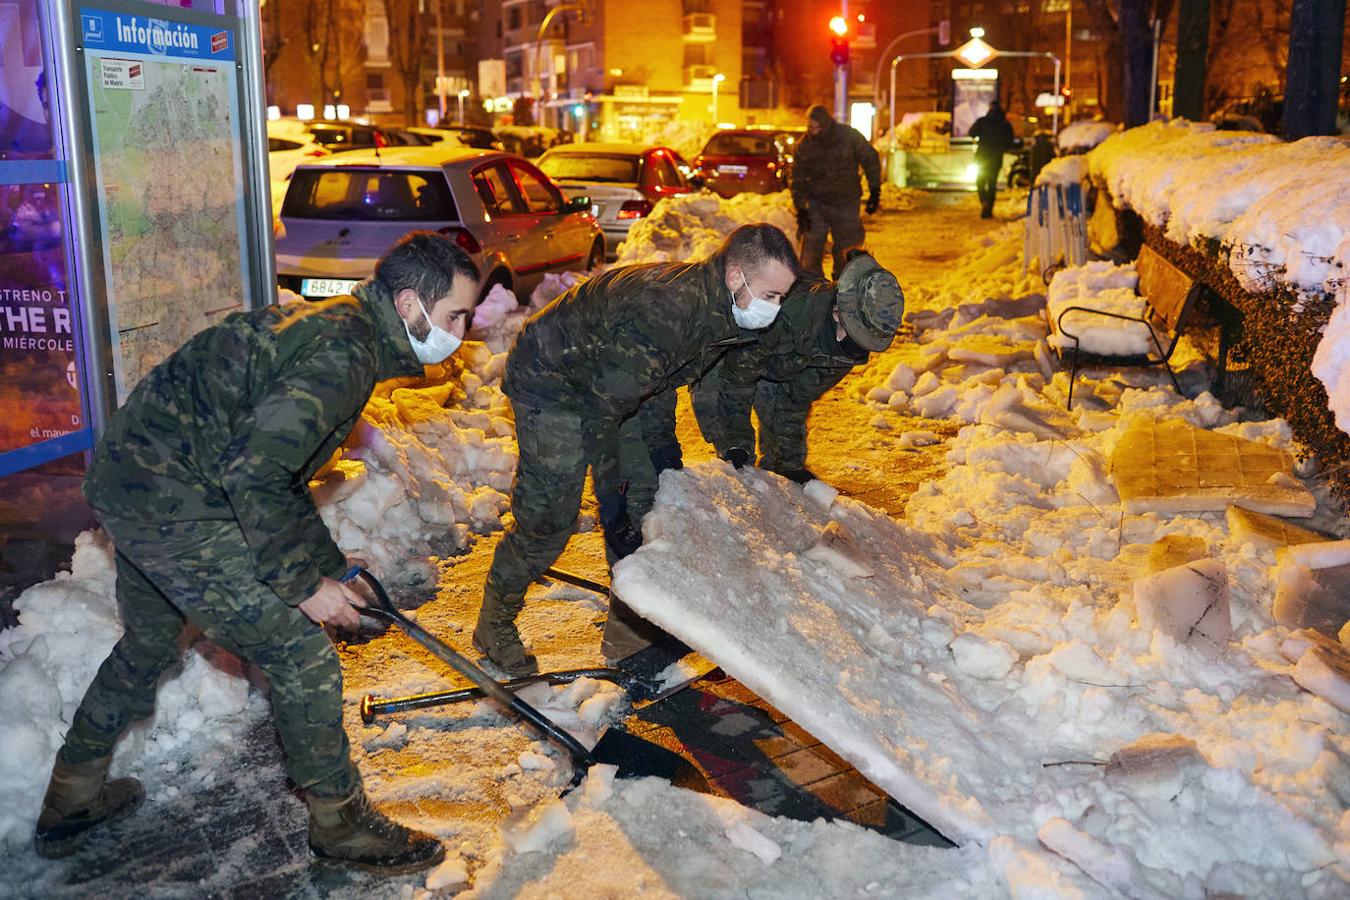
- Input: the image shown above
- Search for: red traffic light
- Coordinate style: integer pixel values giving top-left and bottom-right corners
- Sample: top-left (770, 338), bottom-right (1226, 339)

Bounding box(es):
top-left (828, 15), bottom-right (848, 36)
top-left (828, 15), bottom-right (850, 65)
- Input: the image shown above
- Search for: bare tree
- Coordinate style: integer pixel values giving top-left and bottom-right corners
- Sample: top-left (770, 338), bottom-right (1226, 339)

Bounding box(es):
top-left (300, 0), bottom-right (366, 111)
top-left (262, 0), bottom-right (287, 102)
top-left (382, 0), bottom-right (434, 125)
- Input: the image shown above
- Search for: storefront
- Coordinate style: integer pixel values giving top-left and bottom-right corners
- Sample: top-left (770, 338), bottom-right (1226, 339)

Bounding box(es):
top-left (0, 0), bottom-right (272, 596)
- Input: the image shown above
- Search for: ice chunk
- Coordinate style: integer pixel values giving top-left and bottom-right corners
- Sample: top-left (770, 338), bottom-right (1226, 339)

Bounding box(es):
top-left (1038, 817), bottom-right (1166, 899)
top-left (1133, 559), bottom-right (1231, 647)
top-left (802, 479), bottom-right (839, 511)
top-left (1225, 505), bottom-right (1329, 551)
top-left (1145, 534), bottom-right (1207, 573)
top-left (1272, 540), bottom-right (1350, 637)
top-left (1104, 733), bottom-right (1210, 801)
top-left (578, 763), bottom-right (618, 807)
top-left (368, 722), bottom-right (409, 750)
top-left (950, 632), bottom-right (1018, 679)
top-left (725, 821), bottom-right (782, 864)
top-left (426, 854), bottom-right (469, 891)
top-left (897, 430), bottom-right (941, 448)
top-left (803, 521), bottom-right (875, 579)
top-left (1292, 644), bottom-right (1350, 712)
top-left (502, 798), bottom-right (574, 854)
top-left (1045, 640), bottom-right (1128, 685)
top-left (885, 363), bottom-right (917, 393)
top-left (518, 751), bottom-right (555, 771)
top-left (1109, 419), bottom-right (1316, 517)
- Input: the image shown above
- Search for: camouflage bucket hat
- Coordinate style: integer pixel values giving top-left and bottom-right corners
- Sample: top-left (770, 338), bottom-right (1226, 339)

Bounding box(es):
top-left (836, 254), bottom-right (904, 353)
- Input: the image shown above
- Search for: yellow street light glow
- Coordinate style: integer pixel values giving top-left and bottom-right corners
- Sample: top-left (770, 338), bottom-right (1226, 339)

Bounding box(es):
top-left (954, 35), bottom-right (996, 68)
top-left (712, 72), bottom-right (726, 83)
top-left (970, 26), bottom-right (986, 38)
top-left (829, 15), bottom-right (848, 36)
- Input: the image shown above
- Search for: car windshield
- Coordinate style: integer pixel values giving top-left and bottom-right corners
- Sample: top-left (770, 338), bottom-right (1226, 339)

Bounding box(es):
top-left (539, 154), bottom-right (639, 183)
top-left (702, 134), bottom-right (773, 156)
top-left (282, 169), bottom-right (459, 221)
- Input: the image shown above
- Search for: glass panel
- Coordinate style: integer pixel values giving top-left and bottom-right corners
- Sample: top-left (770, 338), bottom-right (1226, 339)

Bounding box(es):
top-left (511, 163), bottom-right (561, 214)
top-left (0, 181), bottom-right (83, 455)
top-left (473, 164), bottom-right (525, 215)
top-left (0, 0), bottom-right (54, 160)
top-left (538, 153), bottom-right (638, 183)
top-left (281, 169), bottom-right (458, 221)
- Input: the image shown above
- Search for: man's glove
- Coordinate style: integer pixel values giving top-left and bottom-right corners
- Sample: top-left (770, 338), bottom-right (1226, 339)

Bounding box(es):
top-left (864, 191), bottom-right (880, 215)
top-left (648, 441), bottom-right (683, 476)
top-left (795, 207), bottom-right (811, 233)
top-left (723, 447), bottom-right (751, 470)
top-left (598, 494), bottom-right (643, 560)
top-left (776, 467), bottom-right (817, 485)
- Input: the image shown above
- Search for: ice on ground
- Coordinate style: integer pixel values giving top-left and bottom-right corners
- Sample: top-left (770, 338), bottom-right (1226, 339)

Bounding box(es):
top-left (1226, 505), bottom-right (1330, 551)
top-left (615, 455), bottom-right (1348, 898)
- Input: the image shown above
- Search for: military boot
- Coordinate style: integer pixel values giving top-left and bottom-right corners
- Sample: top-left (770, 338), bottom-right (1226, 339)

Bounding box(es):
top-left (308, 788), bottom-right (444, 875)
top-left (472, 586), bottom-right (538, 677)
top-left (34, 753), bottom-right (145, 858)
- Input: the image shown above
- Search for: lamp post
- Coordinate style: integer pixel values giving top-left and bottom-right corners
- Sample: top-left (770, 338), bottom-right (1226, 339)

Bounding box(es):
top-left (711, 72), bottom-right (725, 123)
top-left (457, 89), bottom-right (469, 125)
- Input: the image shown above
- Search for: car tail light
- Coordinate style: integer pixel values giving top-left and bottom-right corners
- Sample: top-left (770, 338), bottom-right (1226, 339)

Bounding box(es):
top-left (617, 199), bottom-right (653, 220)
top-left (374, 132), bottom-right (388, 149)
top-left (438, 226), bottom-right (481, 254)
top-left (305, 148), bottom-right (328, 157)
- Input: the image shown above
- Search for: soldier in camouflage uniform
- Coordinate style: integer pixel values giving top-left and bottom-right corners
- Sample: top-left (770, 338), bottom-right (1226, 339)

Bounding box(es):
top-left (791, 105), bottom-right (883, 278)
top-left (475, 224), bottom-right (799, 675)
top-left (35, 232), bottom-right (478, 875)
top-left (693, 251), bottom-right (904, 483)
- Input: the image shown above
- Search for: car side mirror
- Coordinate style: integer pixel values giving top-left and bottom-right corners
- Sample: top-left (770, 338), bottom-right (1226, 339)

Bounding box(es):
top-left (564, 195), bottom-right (592, 213)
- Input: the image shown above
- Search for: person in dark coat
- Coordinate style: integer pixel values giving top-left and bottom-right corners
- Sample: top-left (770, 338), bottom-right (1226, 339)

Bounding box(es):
top-left (790, 105), bottom-right (882, 277)
top-left (968, 100), bottom-right (1015, 218)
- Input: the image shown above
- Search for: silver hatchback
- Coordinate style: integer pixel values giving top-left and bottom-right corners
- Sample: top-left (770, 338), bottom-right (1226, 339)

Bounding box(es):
top-left (275, 146), bottom-right (604, 302)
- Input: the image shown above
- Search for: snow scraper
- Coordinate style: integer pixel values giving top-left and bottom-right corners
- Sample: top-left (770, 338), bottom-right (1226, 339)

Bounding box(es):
top-left (346, 568), bottom-right (704, 790)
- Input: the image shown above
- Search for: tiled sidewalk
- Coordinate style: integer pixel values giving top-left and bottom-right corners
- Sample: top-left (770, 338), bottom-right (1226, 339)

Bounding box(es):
top-left (626, 671), bottom-right (952, 846)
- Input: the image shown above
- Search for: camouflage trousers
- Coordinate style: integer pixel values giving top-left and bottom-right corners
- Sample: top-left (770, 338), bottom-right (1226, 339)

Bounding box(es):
top-left (486, 400), bottom-right (657, 606)
top-left (800, 198), bottom-right (866, 278)
top-left (690, 372), bottom-right (809, 474)
top-left (61, 515), bottom-right (360, 799)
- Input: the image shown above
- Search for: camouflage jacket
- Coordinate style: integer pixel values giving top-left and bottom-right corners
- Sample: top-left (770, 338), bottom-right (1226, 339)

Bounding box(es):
top-left (503, 255), bottom-right (755, 487)
top-left (789, 121), bottom-right (882, 209)
top-left (84, 281), bottom-right (425, 605)
top-left (694, 278), bottom-right (864, 460)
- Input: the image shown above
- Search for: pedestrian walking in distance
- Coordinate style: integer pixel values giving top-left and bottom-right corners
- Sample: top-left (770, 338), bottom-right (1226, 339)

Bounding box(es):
top-left (790, 104), bottom-right (882, 278)
top-left (969, 100), bottom-right (1016, 219)
top-left (35, 232), bottom-right (480, 876)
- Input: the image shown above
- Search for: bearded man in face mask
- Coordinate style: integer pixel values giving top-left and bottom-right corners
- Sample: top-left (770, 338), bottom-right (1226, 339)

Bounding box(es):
top-left (37, 231), bottom-right (478, 875)
top-left (476, 224), bottom-right (799, 673)
top-left (692, 250), bottom-right (904, 485)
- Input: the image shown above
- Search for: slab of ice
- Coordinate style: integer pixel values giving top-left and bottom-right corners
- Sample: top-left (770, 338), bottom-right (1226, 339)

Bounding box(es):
top-left (1272, 540), bottom-right (1350, 637)
top-left (1225, 505), bottom-right (1329, 551)
top-left (1132, 559), bottom-right (1232, 647)
top-left (1109, 418), bottom-right (1316, 516)
top-left (502, 798), bottom-right (574, 854)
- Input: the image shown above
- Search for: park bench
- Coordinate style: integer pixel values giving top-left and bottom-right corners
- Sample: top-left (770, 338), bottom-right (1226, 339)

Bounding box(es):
top-left (1048, 244), bottom-right (1203, 409)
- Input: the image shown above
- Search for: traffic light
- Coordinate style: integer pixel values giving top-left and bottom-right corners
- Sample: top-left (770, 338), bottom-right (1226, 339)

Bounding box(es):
top-left (828, 16), bottom-right (850, 66)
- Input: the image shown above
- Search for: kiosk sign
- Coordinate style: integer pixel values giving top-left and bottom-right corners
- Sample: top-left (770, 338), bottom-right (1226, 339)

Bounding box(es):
top-left (79, 6), bottom-right (249, 403)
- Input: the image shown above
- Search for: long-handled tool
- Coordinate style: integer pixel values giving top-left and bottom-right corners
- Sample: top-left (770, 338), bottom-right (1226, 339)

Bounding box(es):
top-left (345, 568), bottom-right (702, 789)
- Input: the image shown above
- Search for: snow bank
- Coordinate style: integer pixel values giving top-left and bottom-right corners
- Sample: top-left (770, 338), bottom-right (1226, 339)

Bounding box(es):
top-left (1034, 155), bottom-right (1088, 188)
top-left (1046, 261), bottom-right (1151, 355)
top-left (0, 532), bottom-right (262, 847)
top-left (614, 191), bottom-right (797, 266)
top-left (1057, 120), bottom-right (1116, 153)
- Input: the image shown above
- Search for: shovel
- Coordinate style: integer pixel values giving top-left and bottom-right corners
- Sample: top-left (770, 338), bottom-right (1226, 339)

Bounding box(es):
top-left (343, 567), bottom-right (704, 790)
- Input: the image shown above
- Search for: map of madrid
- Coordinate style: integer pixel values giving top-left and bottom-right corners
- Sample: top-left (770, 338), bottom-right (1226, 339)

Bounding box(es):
top-left (89, 54), bottom-right (247, 400)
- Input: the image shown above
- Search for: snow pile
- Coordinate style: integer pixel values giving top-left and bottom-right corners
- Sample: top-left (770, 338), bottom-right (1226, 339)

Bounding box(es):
top-left (1088, 120), bottom-right (1349, 298)
top-left (1056, 120), bottom-right (1116, 153)
top-left (639, 119), bottom-right (716, 161)
top-left (614, 191), bottom-right (797, 265)
top-left (0, 531), bottom-right (262, 847)
top-left (1312, 296), bottom-right (1350, 433)
top-left (1034, 155), bottom-right (1088, 188)
top-left (1045, 260), bottom-right (1152, 355)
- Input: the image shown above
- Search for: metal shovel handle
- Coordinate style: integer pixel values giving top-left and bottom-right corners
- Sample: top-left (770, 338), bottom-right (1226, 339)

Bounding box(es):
top-left (343, 567), bottom-right (596, 770)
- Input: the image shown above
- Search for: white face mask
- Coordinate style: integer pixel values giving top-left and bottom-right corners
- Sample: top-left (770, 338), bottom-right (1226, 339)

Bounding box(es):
top-left (402, 296), bottom-right (462, 364)
top-left (730, 271), bottom-right (781, 330)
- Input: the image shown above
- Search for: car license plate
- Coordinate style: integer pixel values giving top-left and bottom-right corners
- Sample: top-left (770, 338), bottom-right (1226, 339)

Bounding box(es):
top-left (717, 165), bottom-right (748, 175)
top-left (591, 203), bottom-right (602, 218)
top-left (301, 278), bottom-right (359, 297)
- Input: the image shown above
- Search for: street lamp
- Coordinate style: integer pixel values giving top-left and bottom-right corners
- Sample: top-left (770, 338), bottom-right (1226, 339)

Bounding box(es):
top-left (457, 89), bottom-right (469, 125)
top-left (711, 72), bottom-right (726, 123)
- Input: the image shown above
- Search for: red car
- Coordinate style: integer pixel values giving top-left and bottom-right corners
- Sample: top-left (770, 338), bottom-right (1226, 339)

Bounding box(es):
top-left (693, 129), bottom-right (800, 198)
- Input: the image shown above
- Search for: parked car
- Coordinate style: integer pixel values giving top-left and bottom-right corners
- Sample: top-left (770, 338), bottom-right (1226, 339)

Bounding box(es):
top-left (297, 119), bottom-right (393, 153)
top-left (266, 125), bottom-right (331, 183)
top-left (274, 146), bottom-right (604, 304)
top-left (435, 124), bottom-right (507, 152)
top-left (536, 143), bottom-right (697, 258)
top-left (403, 126), bottom-right (469, 148)
top-left (692, 130), bottom-right (795, 197)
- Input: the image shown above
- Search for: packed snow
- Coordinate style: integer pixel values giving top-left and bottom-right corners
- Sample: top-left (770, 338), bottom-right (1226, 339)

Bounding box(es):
top-left (4, 188), bottom-right (1347, 898)
top-left (1056, 120), bottom-right (1117, 153)
top-left (614, 190), bottom-right (797, 266)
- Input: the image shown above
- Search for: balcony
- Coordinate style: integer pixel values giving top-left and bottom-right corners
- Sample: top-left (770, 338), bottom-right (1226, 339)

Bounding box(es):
top-left (684, 64), bottom-right (718, 89)
top-left (682, 13), bottom-right (716, 42)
